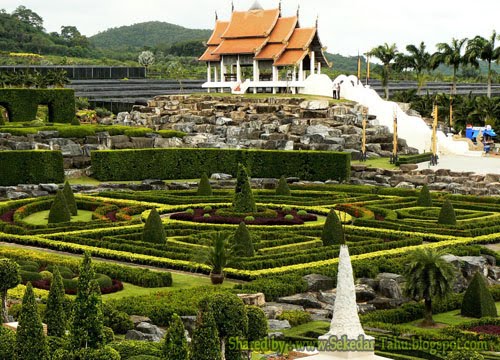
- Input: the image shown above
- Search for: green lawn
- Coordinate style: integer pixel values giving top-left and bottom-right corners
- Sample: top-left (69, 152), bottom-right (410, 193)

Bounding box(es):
top-left (352, 158), bottom-right (398, 170)
top-left (22, 210), bottom-right (94, 226)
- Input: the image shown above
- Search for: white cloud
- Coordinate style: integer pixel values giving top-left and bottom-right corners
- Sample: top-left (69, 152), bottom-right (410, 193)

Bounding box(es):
top-left (2, 0), bottom-right (499, 56)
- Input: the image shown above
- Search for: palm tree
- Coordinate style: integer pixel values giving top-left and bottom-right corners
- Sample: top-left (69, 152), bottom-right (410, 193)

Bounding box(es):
top-left (205, 232), bottom-right (231, 285)
top-left (396, 42), bottom-right (433, 93)
top-left (465, 31), bottom-right (500, 98)
top-left (471, 96), bottom-right (500, 126)
top-left (369, 43), bottom-right (399, 99)
top-left (404, 248), bottom-right (455, 326)
top-left (433, 38), bottom-right (468, 95)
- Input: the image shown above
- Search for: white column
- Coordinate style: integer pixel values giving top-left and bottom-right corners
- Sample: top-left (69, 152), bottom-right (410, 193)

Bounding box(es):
top-left (220, 56), bottom-right (225, 93)
top-left (207, 63), bottom-right (211, 93)
top-left (299, 60), bottom-right (304, 81)
top-left (236, 55), bottom-right (241, 83)
top-left (214, 64), bottom-right (218, 82)
top-left (253, 59), bottom-right (259, 94)
top-left (292, 66), bottom-right (297, 94)
top-left (310, 51), bottom-right (315, 77)
top-left (317, 62), bottom-right (321, 74)
top-left (272, 66), bottom-right (278, 94)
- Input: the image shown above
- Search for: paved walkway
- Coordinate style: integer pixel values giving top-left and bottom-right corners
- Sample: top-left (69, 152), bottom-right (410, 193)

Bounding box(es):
top-left (418, 154), bottom-right (500, 175)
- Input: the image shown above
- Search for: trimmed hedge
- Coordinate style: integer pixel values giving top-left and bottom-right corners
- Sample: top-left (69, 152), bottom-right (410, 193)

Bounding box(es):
top-left (0, 151), bottom-right (64, 186)
top-left (91, 148), bottom-right (351, 182)
top-left (0, 88), bottom-right (75, 123)
top-left (395, 153), bottom-right (432, 165)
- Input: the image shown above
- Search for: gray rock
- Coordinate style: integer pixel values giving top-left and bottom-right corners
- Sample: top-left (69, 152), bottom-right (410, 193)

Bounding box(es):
top-left (262, 305), bottom-right (282, 320)
top-left (357, 304), bottom-right (377, 314)
top-left (368, 297), bottom-right (403, 310)
top-left (268, 332), bottom-right (285, 340)
top-left (125, 330), bottom-right (157, 341)
top-left (181, 316), bottom-right (197, 335)
top-left (31, 190), bottom-right (49, 197)
top-left (61, 144), bottom-right (83, 157)
top-left (6, 191), bottom-right (30, 200)
top-left (268, 320), bottom-right (291, 331)
top-left (317, 290), bottom-right (336, 305)
top-left (154, 137), bottom-right (184, 148)
top-left (303, 274), bottom-right (335, 292)
top-left (39, 183), bottom-right (59, 193)
top-left (376, 273), bottom-right (405, 284)
top-left (307, 309), bottom-right (332, 321)
top-left (136, 322), bottom-right (165, 342)
top-left (129, 315), bottom-right (152, 327)
top-left (300, 100), bottom-right (329, 110)
top-left (378, 279), bottom-right (403, 299)
top-left (355, 284), bottom-right (377, 302)
top-left (237, 293), bottom-right (266, 306)
top-left (38, 130), bottom-right (59, 139)
top-left (395, 181), bottom-right (415, 189)
top-left (277, 293), bottom-right (323, 309)
top-left (211, 173), bottom-right (232, 180)
top-left (488, 267), bottom-right (500, 281)
top-left (264, 302), bottom-right (304, 312)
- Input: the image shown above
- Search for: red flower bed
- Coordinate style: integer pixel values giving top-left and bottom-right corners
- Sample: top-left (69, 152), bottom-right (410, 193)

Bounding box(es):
top-left (469, 325), bottom-right (500, 335)
top-left (30, 279), bottom-right (124, 295)
top-left (0, 210), bottom-right (15, 224)
top-left (171, 208), bottom-right (317, 225)
top-left (106, 211), bottom-right (118, 222)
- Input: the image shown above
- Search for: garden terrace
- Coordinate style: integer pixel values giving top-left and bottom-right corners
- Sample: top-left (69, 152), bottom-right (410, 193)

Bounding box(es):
top-left (0, 183), bottom-right (499, 280)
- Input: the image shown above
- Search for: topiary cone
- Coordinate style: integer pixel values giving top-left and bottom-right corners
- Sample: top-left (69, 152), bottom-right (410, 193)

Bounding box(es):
top-left (461, 272), bottom-right (498, 318)
top-left (197, 172), bottom-right (213, 196)
top-left (63, 181), bottom-right (78, 216)
top-left (438, 199), bottom-right (456, 225)
top-left (276, 175), bottom-right (291, 196)
top-left (48, 190), bottom-right (71, 224)
top-left (321, 210), bottom-right (345, 246)
top-left (416, 184), bottom-right (432, 207)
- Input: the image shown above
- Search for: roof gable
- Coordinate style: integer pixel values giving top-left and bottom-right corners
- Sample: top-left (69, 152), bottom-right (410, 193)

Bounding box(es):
top-left (268, 16), bottom-right (298, 43)
top-left (207, 21), bottom-right (230, 46)
top-left (221, 9), bottom-right (280, 39)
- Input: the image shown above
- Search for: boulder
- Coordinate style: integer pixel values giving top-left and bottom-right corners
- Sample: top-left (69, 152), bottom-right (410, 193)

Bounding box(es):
top-left (180, 316), bottom-right (197, 335)
top-left (378, 279), bottom-right (403, 299)
top-left (136, 322), bottom-right (165, 342)
top-left (237, 293), bottom-right (266, 306)
top-left (125, 330), bottom-right (154, 341)
top-left (355, 284), bottom-right (377, 302)
top-left (261, 305), bottom-right (282, 319)
top-left (154, 137), bottom-right (184, 148)
top-left (268, 320), bottom-right (291, 331)
top-left (61, 144), bottom-right (83, 157)
top-left (400, 164), bottom-right (418, 172)
top-left (6, 191), bottom-right (29, 200)
top-left (129, 315), bottom-right (152, 327)
top-left (368, 297), bottom-right (403, 310)
top-left (307, 309), bottom-right (332, 321)
top-left (317, 290), bottom-right (336, 305)
top-left (211, 173), bottom-right (232, 180)
top-left (302, 274), bottom-right (335, 292)
top-left (357, 304), bottom-right (377, 314)
top-left (376, 273), bottom-right (405, 284)
top-left (488, 267), bottom-right (500, 281)
top-left (39, 183), bottom-right (59, 193)
top-left (300, 100), bottom-right (329, 110)
top-left (277, 293), bottom-right (323, 309)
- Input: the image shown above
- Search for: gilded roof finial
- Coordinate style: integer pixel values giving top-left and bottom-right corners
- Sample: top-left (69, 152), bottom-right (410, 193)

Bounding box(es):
top-left (215, 11), bottom-right (218, 21)
top-left (297, 4), bottom-right (300, 18)
top-left (231, 1), bottom-right (234, 12)
top-left (279, 0), bottom-right (282, 15)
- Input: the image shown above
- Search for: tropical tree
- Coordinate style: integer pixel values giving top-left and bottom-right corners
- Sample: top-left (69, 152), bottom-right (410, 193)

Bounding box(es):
top-left (465, 31), bottom-right (500, 98)
top-left (166, 60), bottom-right (188, 92)
top-left (369, 43), bottom-right (399, 99)
top-left (396, 42), bottom-right (433, 93)
top-left (433, 38), bottom-right (468, 94)
top-left (0, 258), bottom-right (20, 323)
top-left (205, 232), bottom-right (231, 285)
top-left (138, 51), bottom-right (155, 77)
top-left (404, 248), bottom-right (455, 326)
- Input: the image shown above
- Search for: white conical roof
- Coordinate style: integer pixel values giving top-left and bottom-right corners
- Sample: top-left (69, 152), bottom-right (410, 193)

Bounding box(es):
top-left (249, 0), bottom-right (264, 10)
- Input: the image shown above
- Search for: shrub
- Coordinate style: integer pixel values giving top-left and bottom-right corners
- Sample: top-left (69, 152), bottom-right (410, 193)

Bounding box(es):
top-left (438, 199), bottom-right (457, 225)
top-left (71, 117), bottom-right (80, 126)
top-left (103, 303), bottom-right (134, 335)
top-left (232, 222), bottom-right (254, 257)
top-left (156, 130), bottom-right (186, 138)
top-left (75, 97), bottom-right (90, 110)
top-left (63, 181), bottom-right (78, 216)
top-left (276, 176), bottom-right (291, 196)
top-left (203, 213), bottom-right (211, 218)
top-left (186, 208), bottom-right (195, 215)
top-left (246, 306), bottom-right (268, 342)
top-left (233, 164), bottom-right (256, 213)
top-left (39, 271), bottom-right (53, 281)
top-left (204, 205), bottom-right (213, 211)
top-left (244, 216), bottom-right (255, 222)
top-left (284, 214), bottom-right (294, 220)
top-left (190, 310), bottom-right (221, 360)
top-left (321, 210), bottom-right (345, 246)
top-left (109, 341), bottom-right (161, 359)
top-left (446, 351), bottom-right (484, 360)
top-left (48, 190), bottom-right (71, 224)
top-left (0, 258), bottom-right (21, 322)
top-left (0, 327), bottom-right (15, 360)
top-left (197, 173), bottom-right (213, 196)
top-left (0, 89), bottom-right (75, 123)
top-left (283, 206), bottom-right (292, 213)
top-left (142, 208), bottom-right (166, 244)
top-left (91, 148), bottom-right (351, 182)
top-left (461, 272), bottom-right (498, 318)
top-left (297, 210), bottom-right (308, 216)
top-left (416, 184), bottom-right (432, 207)
top-left (0, 151), bottom-right (64, 186)
top-left (277, 310), bottom-right (312, 326)
top-left (95, 107), bottom-right (112, 118)
top-left (162, 313), bottom-right (188, 360)
top-left (45, 266), bottom-right (66, 337)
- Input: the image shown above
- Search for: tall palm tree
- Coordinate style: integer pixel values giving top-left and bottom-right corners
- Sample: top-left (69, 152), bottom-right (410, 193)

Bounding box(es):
top-left (369, 43), bottom-right (399, 99)
top-left (465, 31), bottom-right (500, 98)
top-left (396, 42), bottom-right (433, 94)
top-left (404, 248), bottom-right (455, 326)
top-left (433, 38), bottom-right (468, 95)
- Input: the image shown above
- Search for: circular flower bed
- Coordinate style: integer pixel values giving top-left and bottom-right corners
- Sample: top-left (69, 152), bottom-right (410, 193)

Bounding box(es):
top-left (469, 325), bottom-right (500, 335)
top-left (170, 207), bottom-right (318, 225)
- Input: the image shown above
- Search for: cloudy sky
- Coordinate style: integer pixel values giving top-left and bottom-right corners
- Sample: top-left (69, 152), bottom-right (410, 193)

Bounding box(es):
top-left (2, 0), bottom-right (499, 56)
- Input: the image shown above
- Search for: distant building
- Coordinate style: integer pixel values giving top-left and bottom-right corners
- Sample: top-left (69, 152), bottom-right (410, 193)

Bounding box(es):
top-left (199, 1), bottom-right (331, 95)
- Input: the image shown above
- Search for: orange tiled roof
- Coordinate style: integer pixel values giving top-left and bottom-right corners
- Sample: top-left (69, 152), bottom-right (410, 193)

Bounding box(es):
top-left (213, 38), bottom-right (268, 55)
top-left (198, 46), bottom-right (220, 61)
top-left (287, 28), bottom-right (316, 50)
top-left (207, 21), bottom-right (230, 46)
top-left (221, 9), bottom-right (280, 38)
top-left (274, 49), bottom-right (308, 66)
top-left (255, 43), bottom-right (287, 60)
top-left (268, 16), bottom-right (298, 43)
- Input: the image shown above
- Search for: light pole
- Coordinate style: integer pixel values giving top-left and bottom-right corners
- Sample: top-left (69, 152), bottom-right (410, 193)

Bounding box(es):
top-left (361, 107), bottom-right (368, 161)
top-left (431, 104), bottom-right (439, 166)
top-left (390, 108), bottom-right (399, 164)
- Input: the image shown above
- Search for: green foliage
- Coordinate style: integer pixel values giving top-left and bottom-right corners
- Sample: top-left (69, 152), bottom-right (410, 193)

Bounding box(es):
top-left (48, 190), bottom-right (71, 224)
top-left (284, 214), bottom-right (294, 220)
top-left (142, 208), bottom-right (166, 244)
top-left (0, 258), bottom-right (21, 322)
top-left (109, 341), bottom-right (161, 359)
top-left (446, 351), bottom-right (484, 360)
top-left (438, 199), bottom-right (457, 225)
top-left (70, 253), bottom-right (104, 350)
top-left (190, 309), bottom-right (221, 360)
top-left (45, 266), bottom-right (67, 337)
top-left (53, 346), bottom-right (121, 360)
top-left (404, 248), bottom-right (456, 325)
top-left (0, 326), bottom-right (16, 360)
top-left (234, 274), bottom-right (309, 301)
top-left (16, 282), bottom-right (49, 360)
top-left (277, 310), bottom-right (312, 326)
top-left (276, 176), bottom-right (291, 196)
top-left (461, 272), bottom-right (498, 318)
top-left (232, 222), bottom-right (254, 257)
top-left (75, 97), bottom-right (90, 110)
top-left (103, 303), bottom-right (134, 335)
top-left (0, 89), bottom-right (75, 122)
top-left (197, 173), bottom-right (213, 196)
top-left (233, 164), bottom-right (256, 213)
top-left (396, 153), bottom-right (433, 166)
top-left (63, 181), bottom-right (78, 216)
top-left (91, 148), bottom-right (351, 182)
top-left (246, 306), bottom-right (268, 342)
top-left (162, 313), bottom-right (188, 360)
top-left (94, 107), bottom-right (112, 118)
top-left (0, 150), bottom-right (64, 186)
top-left (206, 233), bottom-right (230, 275)
top-left (321, 210), bottom-right (345, 246)
top-left (416, 184), bottom-right (433, 207)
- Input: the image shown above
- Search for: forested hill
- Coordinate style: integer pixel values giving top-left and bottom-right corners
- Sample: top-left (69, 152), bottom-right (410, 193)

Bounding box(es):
top-left (90, 22), bottom-right (212, 50)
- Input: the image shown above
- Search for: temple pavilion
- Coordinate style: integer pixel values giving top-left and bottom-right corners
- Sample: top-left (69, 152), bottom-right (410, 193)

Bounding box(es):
top-left (199, 1), bottom-right (330, 95)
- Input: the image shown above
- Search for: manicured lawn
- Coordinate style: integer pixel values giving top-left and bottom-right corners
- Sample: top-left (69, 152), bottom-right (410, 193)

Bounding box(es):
top-left (352, 158), bottom-right (398, 170)
top-left (23, 210), bottom-right (94, 226)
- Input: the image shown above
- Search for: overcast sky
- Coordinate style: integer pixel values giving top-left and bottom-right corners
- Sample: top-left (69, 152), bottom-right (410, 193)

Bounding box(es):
top-left (2, 0), bottom-right (499, 56)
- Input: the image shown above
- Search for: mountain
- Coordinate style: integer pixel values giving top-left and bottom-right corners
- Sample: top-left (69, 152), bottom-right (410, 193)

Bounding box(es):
top-left (90, 21), bottom-right (212, 50)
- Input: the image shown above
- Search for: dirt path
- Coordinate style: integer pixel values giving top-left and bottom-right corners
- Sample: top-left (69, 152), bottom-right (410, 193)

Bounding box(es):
top-left (0, 241), bottom-right (230, 280)
top-left (485, 244), bottom-right (500, 253)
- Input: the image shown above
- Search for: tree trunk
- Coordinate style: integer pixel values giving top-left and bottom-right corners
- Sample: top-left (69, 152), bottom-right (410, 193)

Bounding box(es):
top-left (221, 337), bottom-right (226, 360)
top-left (422, 298), bottom-right (435, 327)
top-left (2, 290), bottom-right (8, 323)
top-left (487, 61), bottom-right (492, 99)
top-left (452, 67), bottom-right (457, 95)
